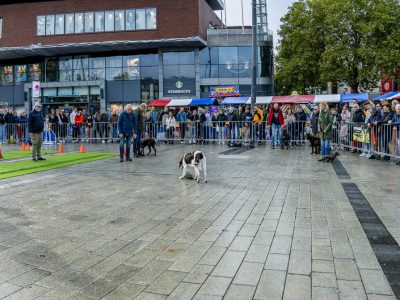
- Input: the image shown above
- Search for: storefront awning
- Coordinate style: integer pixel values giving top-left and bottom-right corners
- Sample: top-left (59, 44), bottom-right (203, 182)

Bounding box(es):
top-left (148, 99), bottom-right (171, 107)
top-left (220, 97), bottom-right (250, 105)
top-left (0, 37), bottom-right (207, 61)
top-left (387, 92), bottom-right (400, 100)
top-left (166, 99), bottom-right (193, 107)
top-left (314, 94), bottom-right (341, 103)
top-left (272, 95), bottom-right (314, 104)
top-left (340, 93), bottom-right (369, 102)
top-left (188, 98), bottom-right (218, 106)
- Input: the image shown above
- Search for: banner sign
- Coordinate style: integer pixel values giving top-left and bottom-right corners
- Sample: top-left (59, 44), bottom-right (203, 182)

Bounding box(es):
top-left (353, 123), bottom-right (370, 143)
top-left (32, 81), bottom-right (41, 98)
top-left (210, 85), bottom-right (240, 97)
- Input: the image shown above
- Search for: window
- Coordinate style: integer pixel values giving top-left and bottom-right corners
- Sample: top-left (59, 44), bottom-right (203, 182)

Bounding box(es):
top-left (75, 13), bottom-right (84, 33)
top-left (126, 10), bottom-right (135, 30)
top-left (45, 15), bottom-right (55, 35)
top-left (115, 10), bottom-right (124, 31)
top-left (29, 64), bottom-right (41, 81)
top-left (105, 11), bottom-right (114, 31)
top-left (55, 14), bottom-right (64, 34)
top-left (146, 8), bottom-right (156, 29)
top-left (36, 8), bottom-right (156, 36)
top-left (2, 66), bottom-right (13, 84)
top-left (85, 12), bottom-right (94, 33)
top-left (37, 16), bottom-right (46, 35)
top-left (123, 56), bottom-right (140, 79)
top-left (0, 17), bottom-right (3, 38)
top-left (95, 11), bottom-right (104, 32)
top-left (59, 57), bottom-right (72, 81)
top-left (14, 65), bottom-right (27, 83)
top-left (65, 14), bottom-right (74, 34)
top-left (136, 9), bottom-right (145, 30)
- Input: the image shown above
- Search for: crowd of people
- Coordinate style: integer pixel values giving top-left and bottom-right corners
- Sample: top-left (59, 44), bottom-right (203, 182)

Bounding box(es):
top-left (1, 98), bottom-right (400, 164)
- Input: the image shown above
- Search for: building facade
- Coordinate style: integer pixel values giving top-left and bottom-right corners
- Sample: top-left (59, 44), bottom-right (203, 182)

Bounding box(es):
top-left (0, 0), bottom-right (273, 113)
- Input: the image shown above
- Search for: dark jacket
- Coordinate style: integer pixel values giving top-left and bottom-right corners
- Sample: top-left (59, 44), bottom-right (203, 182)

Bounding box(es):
top-left (311, 112), bottom-right (319, 135)
top-left (4, 112), bottom-right (15, 124)
top-left (18, 115), bottom-right (27, 124)
top-left (367, 113), bottom-right (382, 125)
top-left (28, 109), bottom-right (44, 134)
top-left (352, 110), bottom-right (365, 123)
top-left (0, 113), bottom-right (4, 125)
top-left (378, 111), bottom-right (394, 124)
top-left (242, 112), bottom-right (253, 125)
top-left (318, 110), bottom-right (333, 140)
top-left (118, 111), bottom-right (137, 136)
top-left (391, 113), bottom-right (400, 126)
top-left (295, 111), bottom-right (307, 122)
top-left (226, 112), bottom-right (237, 128)
top-left (135, 109), bottom-right (144, 132)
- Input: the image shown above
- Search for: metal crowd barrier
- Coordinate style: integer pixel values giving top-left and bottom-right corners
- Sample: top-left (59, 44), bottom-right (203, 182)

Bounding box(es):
top-left (332, 121), bottom-right (400, 160)
top-left (1, 120), bottom-right (399, 161)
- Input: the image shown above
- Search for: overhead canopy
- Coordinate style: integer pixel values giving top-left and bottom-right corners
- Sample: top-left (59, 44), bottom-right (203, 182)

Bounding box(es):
top-left (340, 93), bottom-right (369, 102)
top-left (220, 97), bottom-right (250, 105)
top-left (188, 98), bottom-right (218, 106)
top-left (148, 99), bottom-right (171, 107)
top-left (387, 92), bottom-right (400, 100)
top-left (272, 95), bottom-right (314, 104)
top-left (373, 92), bottom-right (399, 101)
top-left (166, 99), bottom-right (193, 107)
top-left (314, 94), bottom-right (341, 103)
top-left (255, 96), bottom-right (273, 105)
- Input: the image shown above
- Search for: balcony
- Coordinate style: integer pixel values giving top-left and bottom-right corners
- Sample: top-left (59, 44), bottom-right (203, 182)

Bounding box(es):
top-left (206, 0), bottom-right (224, 10)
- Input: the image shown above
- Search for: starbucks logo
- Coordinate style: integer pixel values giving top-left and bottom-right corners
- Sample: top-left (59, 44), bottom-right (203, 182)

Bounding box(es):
top-left (176, 81), bottom-right (184, 89)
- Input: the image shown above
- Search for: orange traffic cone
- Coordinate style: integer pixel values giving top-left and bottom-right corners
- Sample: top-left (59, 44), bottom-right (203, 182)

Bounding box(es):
top-left (21, 142), bottom-right (26, 151)
top-left (80, 144), bottom-right (85, 153)
top-left (58, 143), bottom-right (64, 153)
top-left (0, 145), bottom-right (3, 160)
top-left (26, 143), bottom-right (30, 151)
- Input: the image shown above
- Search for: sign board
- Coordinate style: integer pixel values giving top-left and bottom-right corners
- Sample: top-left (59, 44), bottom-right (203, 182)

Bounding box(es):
top-left (210, 85), bottom-right (240, 97)
top-left (32, 81), bottom-right (41, 98)
top-left (164, 79), bottom-right (196, 97)
top-left (353, 123), bottom-right (370, 143)
top-left (381, 78), bottom-right (393, 93)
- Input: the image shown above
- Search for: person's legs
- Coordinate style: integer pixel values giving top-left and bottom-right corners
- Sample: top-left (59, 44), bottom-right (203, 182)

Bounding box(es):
top-left (37, 134), bottom-right (43, 158)
top-left (119, 135), bottom-right (125, 159)
top-left (277, 125), bottom-right (282, 146)
top-left (271, 124), bottom-right (277, 147)
top-left (126, 136), bottom-right (132, 159)
top-left (32, 133), bottom-right (39, 160)
top-left (325, 139), bottom-right (331, 156)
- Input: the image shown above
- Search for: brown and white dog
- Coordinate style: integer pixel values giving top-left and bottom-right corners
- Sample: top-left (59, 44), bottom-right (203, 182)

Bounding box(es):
top-left (178, 151), bottom-right (207, 183)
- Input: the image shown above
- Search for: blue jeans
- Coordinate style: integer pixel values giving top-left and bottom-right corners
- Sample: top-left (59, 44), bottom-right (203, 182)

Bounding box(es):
top-left (133, 130), bottom-right (142, 155)
top-left (0, 125), bottom-right (5, 143)
top-left (321, 139), bottom-right (331, 156)
top-left (271, 124), bottom-right (282, 147)
top-left (120, 135), bottom-right (132, 158)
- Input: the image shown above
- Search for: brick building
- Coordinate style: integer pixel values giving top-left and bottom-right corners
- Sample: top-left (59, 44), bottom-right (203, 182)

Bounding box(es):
top-left (0, 0), bottom-right (273, 113)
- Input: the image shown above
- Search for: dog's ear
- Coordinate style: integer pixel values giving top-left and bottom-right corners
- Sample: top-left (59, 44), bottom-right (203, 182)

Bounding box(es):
top-left (178, 159), bottom-right (183, 168)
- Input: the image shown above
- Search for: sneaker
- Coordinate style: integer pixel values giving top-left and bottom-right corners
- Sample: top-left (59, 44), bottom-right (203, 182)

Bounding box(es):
top-left (126, 157), bottom-right (132, 161)
top-left (396, 161), bottom-right (400, 165)
top-left (181, 141), bottom-right (184, 144)
top-left (120, 158), bottom-right (124, 163)
top-left (359, 153), bottom-right (365, 157)
top-left (32, 158), bottom-right (37, 162)
top-left (37, 157), bottom-right (46, 161)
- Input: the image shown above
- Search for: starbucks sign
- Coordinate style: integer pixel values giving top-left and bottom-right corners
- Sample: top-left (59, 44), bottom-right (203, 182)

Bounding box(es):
top-left (164, 78), bottom-right (195, 96)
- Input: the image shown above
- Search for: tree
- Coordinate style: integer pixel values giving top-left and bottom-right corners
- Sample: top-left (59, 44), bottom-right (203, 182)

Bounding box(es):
top-left (275, 0), bottom-right (400, 95)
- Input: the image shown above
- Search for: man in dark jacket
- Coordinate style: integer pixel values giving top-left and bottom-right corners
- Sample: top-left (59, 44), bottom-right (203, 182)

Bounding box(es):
top-left (294, 106), bottom-right (307, 143)
top-left (226, 107), bottom-right (237, 144)
top-left (118, 104), bottom-right (137, 162)
top-left (134, 103), bottom-right (147, 158)
top-left (377, 103), bottom-right (394, 161)
top-left (28, 102), bottom-right (45, 162)
top-left (351, 104), bottom-right (365, 153)
top-left (310, 106), bottom-right (319, 136)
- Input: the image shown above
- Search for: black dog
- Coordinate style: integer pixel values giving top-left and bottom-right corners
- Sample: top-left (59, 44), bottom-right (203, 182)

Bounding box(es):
top-left (140, 138), bottom-right (157, 156)
top-left (282, 129), bottom-right (290, 149)
top-left (306, 133), bottom-right (321, 154)
top-left (322, 151), bottom-right (340, 163)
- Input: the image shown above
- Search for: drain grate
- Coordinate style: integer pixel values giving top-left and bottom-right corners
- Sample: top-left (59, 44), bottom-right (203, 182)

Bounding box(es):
top-left (219, 147), bottom-right (253, 155)
top-left (332, 159), bottom-right (351, 179)
top-left (342, 183), bottom-right (400, 297)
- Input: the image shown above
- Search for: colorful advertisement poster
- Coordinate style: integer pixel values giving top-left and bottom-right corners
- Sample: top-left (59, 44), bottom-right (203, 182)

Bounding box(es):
top-left (353, 123), bottom-right (370, 143)
top-left (32, 81), bottom-right (41, 98)
top-left (210, 85), bottom-right (240, 97)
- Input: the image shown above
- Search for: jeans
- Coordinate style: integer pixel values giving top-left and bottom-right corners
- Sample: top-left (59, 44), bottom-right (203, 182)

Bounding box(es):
top-left (189, 125), bottom-right (197, 142)
top-left (0, 125), bottom-right (5, 142)
top-left (119, 134), bottom-right (132, 158)
top-left (133, 130), bottom-right (142, 155)
top-left (321, 139), bottom-right (331, 156)
top-left (271, 124), bottom-right (282, 146)
top-left (179, 123), bottom-right (186, 140)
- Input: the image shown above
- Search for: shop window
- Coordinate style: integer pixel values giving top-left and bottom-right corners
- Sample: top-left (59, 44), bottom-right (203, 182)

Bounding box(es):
top-left (55, 14), bottom-right (64, 34)
top-left (46, 59), bottom-right (58, 82)
top-left (95, 11), bottom-right (105, 32)
top-left (29, 64), bottom-right (41, 81)
top-left (14, 65), bottom-right (27, 84)
top-left (65, 14), bottom-right (74, 34)
top-left (2, 66), bottom-right (13, 85)
top-left (146, 8), bottom-right (156, 29)
top-left (115, 10), bottom-right (125, 31)
top-left (123, 56), bottom-right (140, 79)
top-left (105, 11), bottom-right (114, 31)
top-left (37, 16), bottom-right (46, 35)
top-left (141, 66), bottom-right (158, 80)
top-left (85, 12), bottom-right (94, 33)
top-left (0, 17), bottom-right (3, 38)
top-left (59, 57), bottom-right (72, 82)
top-left (45, 15), bottom-right (55, 35)
top-left (135, 9), bottom-right (145, 30)
top-left (140, 54), bottom-right (158, 66)
top-left (75, 13), bottom-right (84, 33)
top-left (126, 10), bottom-right (135, 30)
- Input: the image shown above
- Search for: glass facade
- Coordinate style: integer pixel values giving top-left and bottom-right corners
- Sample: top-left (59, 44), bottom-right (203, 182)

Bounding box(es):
top-left (0, 17), bottom-right (2, 38)
top-left (37, 8), bottom-right (157, 36)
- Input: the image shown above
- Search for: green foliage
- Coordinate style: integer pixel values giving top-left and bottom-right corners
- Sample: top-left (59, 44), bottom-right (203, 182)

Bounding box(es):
top-left (275, 0), bottom-right (400, 95)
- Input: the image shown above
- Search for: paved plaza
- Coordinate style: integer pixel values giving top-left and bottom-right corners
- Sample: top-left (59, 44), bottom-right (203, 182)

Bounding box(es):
top-left (0, 144), bottom-right (400, 300)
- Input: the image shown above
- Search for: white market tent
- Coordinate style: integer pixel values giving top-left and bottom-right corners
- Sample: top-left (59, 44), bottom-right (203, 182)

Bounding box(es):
top-left (166, 99), bottom-right (193, 107)
top-left (313, 94), bottom-right (341, 103)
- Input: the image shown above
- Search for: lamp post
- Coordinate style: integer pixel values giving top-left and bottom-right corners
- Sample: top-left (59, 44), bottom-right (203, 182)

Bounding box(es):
top-left (251, 0), bottom-right (257, 112)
